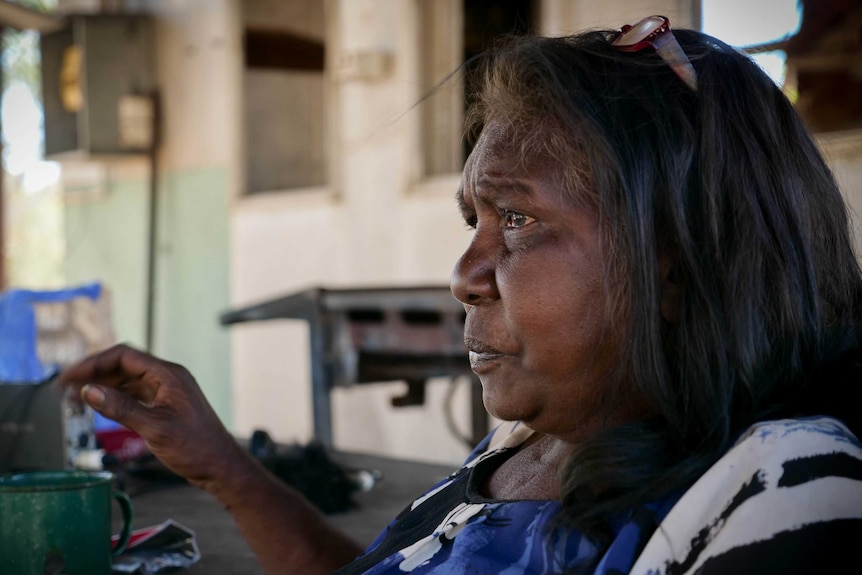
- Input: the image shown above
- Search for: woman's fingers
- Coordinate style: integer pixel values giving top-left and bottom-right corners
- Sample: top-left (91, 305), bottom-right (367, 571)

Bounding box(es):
top-left (80, 383), bottom-right (153, 433)
top-left (59, 344), bottom-right (169, 402)
top-left (59, 344), bottom-right (158, 387)
top-left (61, 344), bottom-right (204, 419)
top-left (58, 343), bottom-right (239, 487)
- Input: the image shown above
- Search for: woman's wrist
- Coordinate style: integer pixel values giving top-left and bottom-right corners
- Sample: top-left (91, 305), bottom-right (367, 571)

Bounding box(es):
top-left (193, 440), bottom-right (266, 505)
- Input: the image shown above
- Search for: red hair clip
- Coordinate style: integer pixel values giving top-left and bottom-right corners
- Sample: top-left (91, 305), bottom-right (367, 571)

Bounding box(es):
top-left (612, 15), bottom-right (698, 91)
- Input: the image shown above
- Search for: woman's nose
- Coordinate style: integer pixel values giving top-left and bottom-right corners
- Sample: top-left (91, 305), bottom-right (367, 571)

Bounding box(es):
top-left (450, 233), bottom-right (499, 306)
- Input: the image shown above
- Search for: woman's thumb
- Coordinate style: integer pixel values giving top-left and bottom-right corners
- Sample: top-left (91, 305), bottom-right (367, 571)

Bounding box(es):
top-left (81, 384), bottom-right (106, 408)
top-left (81, 384), bottom-right (145, 431)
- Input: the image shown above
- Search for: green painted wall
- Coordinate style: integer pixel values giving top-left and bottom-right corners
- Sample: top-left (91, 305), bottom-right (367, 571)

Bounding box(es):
top-left (64, 167), bottom-right (233, 428)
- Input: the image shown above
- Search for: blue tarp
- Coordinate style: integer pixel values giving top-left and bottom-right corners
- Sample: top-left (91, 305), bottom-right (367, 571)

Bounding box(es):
top-left (0, 282), bottom-right (102, 383)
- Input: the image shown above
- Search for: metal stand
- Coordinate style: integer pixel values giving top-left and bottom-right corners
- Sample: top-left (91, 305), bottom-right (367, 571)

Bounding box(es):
top-left (220, 285), bottom-right (488, 447)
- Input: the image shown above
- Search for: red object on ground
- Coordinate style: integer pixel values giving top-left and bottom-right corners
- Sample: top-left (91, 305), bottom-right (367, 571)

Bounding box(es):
top-left (96, 427), bottom-right (150, 462)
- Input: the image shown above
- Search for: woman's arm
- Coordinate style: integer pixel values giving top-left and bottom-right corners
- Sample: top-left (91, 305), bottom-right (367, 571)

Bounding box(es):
top-left (62, 344), bottom-right (363, 574)
top-left (196, 443), bottom-right (362, 574)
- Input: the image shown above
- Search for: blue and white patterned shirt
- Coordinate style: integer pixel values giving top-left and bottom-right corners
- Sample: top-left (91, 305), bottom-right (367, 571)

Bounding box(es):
top-left (334, 417), bottom-right (862, 574)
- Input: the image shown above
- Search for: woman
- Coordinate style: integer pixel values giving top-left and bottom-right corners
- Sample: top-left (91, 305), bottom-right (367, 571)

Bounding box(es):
top-left (61, 17), bottom-right (862, 574)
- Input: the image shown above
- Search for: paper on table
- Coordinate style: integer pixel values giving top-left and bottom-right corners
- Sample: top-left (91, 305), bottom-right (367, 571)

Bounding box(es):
top-left (112, 519), bottom-right (201, 574)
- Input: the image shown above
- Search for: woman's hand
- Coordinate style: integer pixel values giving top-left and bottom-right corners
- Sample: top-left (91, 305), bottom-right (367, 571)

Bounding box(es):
top-left (59, 344), bottom-right (247, 492)
top-left (60, 344), bottom-right (362, 574)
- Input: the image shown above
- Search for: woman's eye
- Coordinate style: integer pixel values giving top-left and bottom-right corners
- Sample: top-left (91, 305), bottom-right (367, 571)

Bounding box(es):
top-left (503, 210), bottom-right (534, 229)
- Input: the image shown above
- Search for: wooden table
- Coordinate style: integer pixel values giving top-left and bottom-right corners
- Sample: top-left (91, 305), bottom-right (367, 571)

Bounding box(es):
top-left (114, 451), bottom-right (456, 574)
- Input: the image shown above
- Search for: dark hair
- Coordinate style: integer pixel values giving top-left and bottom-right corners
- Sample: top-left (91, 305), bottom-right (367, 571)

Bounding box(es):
top-left (466, 28), bottom-right (862, 562)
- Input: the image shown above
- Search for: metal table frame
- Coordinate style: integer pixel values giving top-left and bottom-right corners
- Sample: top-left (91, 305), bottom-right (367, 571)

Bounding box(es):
top-left (220, 285), bottom-right (487, 447)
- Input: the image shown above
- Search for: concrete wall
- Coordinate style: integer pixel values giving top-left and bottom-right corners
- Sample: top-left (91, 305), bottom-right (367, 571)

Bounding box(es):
top-left (63, 0), bottom-right (241, 426)
top-left (64, 168), bottom-right (149, 347)
top-left (65, 165), bottom-right (232, 420)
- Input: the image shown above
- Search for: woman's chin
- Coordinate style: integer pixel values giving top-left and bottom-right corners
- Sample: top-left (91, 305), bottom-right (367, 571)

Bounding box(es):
top-left (482, 394), bottom-right (534, 424)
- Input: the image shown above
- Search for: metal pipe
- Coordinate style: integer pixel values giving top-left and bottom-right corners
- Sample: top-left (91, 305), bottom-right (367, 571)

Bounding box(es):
top-left (144, 90), bottom-right (161, 352)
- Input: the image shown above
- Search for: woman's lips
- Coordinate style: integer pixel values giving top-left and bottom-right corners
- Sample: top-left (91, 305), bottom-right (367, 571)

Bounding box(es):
top-left (464, 337), bottom-right (504, 371)
top-left (468, 350), bottom-right (504, 371)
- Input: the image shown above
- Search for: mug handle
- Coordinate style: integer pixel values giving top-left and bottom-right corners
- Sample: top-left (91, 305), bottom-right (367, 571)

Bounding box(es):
top-left (111, 490), bottom-right (134, 556)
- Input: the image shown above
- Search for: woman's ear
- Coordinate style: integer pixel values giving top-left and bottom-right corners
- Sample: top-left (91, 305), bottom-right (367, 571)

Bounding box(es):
top-left (659, 254), bottom-right (682, 324)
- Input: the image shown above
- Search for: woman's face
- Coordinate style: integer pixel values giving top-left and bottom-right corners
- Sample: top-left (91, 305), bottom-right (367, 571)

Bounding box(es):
top-left (451, 125), bottom-right (629, 443)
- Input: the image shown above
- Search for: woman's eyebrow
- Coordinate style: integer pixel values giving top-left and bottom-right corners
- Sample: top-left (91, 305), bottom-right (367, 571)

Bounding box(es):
top-left (456, 175), bottom-right (535, 213)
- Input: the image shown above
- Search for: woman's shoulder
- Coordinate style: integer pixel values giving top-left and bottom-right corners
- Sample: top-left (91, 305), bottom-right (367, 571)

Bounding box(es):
top-left (630, 416), bottom-right (862, 575)
top-left (734, 415), bottom-right (861, 455)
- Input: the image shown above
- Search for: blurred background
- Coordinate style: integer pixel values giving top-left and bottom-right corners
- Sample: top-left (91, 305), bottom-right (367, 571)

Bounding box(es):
top-left (0, 0), bottom-right (859, 467)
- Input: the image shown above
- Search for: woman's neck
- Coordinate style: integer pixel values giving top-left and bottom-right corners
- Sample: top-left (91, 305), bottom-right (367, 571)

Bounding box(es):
top-left (480, 433), bottom-right (575, 500)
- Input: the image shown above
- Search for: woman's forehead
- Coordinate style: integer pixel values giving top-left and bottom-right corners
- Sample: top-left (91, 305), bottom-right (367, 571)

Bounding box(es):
top-left (465, 126), bottom-right (534, 184)
top-left (463, 125), bottom-right (577, 192)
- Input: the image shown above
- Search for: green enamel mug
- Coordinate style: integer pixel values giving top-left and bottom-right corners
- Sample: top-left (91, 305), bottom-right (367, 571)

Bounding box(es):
top-left (0, 470), bottom-right (133, 575)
